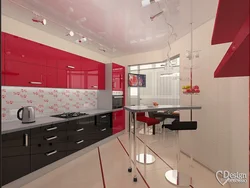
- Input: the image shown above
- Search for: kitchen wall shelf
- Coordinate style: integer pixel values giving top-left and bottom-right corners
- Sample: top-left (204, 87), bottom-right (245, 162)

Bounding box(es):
top-left (211, 0), bottom-right (249, 45)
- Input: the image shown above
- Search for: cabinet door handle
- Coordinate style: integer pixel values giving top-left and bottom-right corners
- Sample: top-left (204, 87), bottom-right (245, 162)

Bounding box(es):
top-left (29, 82), bottom-right (42, 85)
top-left (24, 134), bottom-right (29, 147)
top-left (45, 136), bottom-right (57, 141)
top-left (46, 150), bottom-right (57, 156)
top-left (76, 140), bottom-right (84, 144)
top-left (91, 86), bottom-right (98, 88)
top-left (101, 115), bottom-right (107, 118)
top-left (67, 65), bottom-right (75, 69)
top-left (76, 128), bottom-right (84, 132)
top-left (46, 127), bottom-right (57, 131)
top-left (101, 128), bottom-right (107, 132)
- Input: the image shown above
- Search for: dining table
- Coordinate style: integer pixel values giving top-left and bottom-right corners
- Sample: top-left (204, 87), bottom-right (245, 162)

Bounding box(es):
top-left (123, 104), bottom-right (202, 183)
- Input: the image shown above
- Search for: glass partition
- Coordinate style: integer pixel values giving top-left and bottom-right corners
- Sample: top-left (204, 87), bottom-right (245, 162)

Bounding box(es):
top-left (128, 56), bottom-right (180, 106)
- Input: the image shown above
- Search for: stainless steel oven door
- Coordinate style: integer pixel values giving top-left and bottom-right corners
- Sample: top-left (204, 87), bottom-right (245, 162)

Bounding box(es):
top-left (112, 95), bottom-right (124, 109)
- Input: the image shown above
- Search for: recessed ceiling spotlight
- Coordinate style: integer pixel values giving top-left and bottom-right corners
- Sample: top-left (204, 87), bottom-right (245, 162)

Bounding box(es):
top-left (66, 30), bottom-right (74, 37)
top-left (141, 0), bottom-right (160, 7)
top-left (32, 18), bottom-right (47, 25)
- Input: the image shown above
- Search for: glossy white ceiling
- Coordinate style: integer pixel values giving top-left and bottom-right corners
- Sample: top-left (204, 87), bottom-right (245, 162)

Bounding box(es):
top-left (2, 0), bottom-right (218, 57)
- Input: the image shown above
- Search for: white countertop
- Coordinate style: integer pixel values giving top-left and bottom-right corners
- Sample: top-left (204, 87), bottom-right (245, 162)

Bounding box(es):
top-left (2, 108), bottom-right (123, 134)
top-left (124, 105), bottom-right (202, 112)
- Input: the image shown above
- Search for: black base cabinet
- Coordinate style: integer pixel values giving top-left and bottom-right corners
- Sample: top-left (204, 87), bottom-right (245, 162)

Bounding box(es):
top-left (2, 113), bottom-right (113, 185)
top-left (2, 155), bottom-right (31, 185)
top-left (31, 152), bottom-right (67, 172)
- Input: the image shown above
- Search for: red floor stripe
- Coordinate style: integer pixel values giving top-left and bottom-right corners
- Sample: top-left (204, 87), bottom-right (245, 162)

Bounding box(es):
top-left (117, 137), bottom-right (151, 188)
top-left (136, 136), bottom-right (194, 188)
top-left (98, 147), bottom-right (106, 188)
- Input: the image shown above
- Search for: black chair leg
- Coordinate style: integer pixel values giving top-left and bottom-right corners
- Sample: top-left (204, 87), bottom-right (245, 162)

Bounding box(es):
top-left (153, 125), bottom-right (155, 135)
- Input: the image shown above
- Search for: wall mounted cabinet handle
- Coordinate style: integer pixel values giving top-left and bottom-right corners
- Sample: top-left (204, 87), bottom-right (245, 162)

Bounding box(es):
top-left (46, 150), bottom-right (57, 156)
top-left (101, 115), bottom-right (106, 118)
top-left (76, 128), bottom-right (84, 132)
top-left (45, 136), bottom-right (57, 141)
top-left (67, 66), bottom-right (75, 69)
top-left (29, 82), bottom-right (42, 85)
top-left (46, 127), bottom-right (57, 131)
top-left (101, 128), bottom-right (107, 132)
top-left (76, 140), bottom-right (84, 144)
top-left (91, 86), bottom-right (98, 88)
top-left (24, 134), bottom-right (29, 147)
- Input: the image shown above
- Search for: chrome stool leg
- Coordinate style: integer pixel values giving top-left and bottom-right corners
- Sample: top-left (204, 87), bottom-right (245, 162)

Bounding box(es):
top-left (165, 130), bottom-right (191, 186)
top-left (136, 123), bottom-right (156, 165)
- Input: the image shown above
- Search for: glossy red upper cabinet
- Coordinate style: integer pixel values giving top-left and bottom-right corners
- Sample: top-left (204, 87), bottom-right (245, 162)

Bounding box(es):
top-left (82, 58), bottom-right (105, 90)
top-left (45, 67), bottom-right (58, 88)
top-left (2, 33), bottom-right (5, 85)
top-left (112, 110), bottom-right (125, 134)
top-left (97, 61), bottom-right (105, 90)
top-left (4, 33), bottom-right (46, 87)
top-left (4, 33), bottom-right (45, 66)
top-left (4, 60), bottom-right (46, 87)
top-left (57, 51), bottom-right (82, 89)
top-left (112, 63), bottom-right (125, 91)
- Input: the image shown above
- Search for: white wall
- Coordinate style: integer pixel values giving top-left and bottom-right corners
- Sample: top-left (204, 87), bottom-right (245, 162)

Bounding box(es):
top-left (113, 19), bottom-right (249, 188)
top-left (1, 15), bottom-right (111, 64)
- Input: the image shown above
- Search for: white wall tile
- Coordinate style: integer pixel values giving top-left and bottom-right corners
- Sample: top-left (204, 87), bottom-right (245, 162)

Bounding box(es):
top-left (1, 87), bottom-right (98, 122)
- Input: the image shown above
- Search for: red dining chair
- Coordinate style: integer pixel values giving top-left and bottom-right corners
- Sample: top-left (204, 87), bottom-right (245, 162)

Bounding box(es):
top-left (136, 112), bottom-right (160, 135)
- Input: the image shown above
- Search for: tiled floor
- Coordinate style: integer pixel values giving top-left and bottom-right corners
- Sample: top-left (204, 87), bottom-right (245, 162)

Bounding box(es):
top-left (21, 128), bottom-right (230, 188)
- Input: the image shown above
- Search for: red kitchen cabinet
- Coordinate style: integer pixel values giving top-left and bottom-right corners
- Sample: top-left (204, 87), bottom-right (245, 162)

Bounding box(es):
top-left (57, 53), bottom-right (82, 89)
top-left (2, 32), bottom-right (106, 90)
top-left (82, 58), bottom-right (105, 90)
top-left (45, 67), bottom-right (58, 88)
top-left (57, 69), bottom-right (68, 88)
top-left (2, 33), bottom-right (5, 85)
top-left (4, 33), bottom-right (45, 66)
top-left (4, 60), bottom-right (46, 87)
top-left (112, 63), bottom-right (125, 91)
top-left (97, 62), bottom-right (105, 90)
top-left (112, 110), bottom-right (125, 134)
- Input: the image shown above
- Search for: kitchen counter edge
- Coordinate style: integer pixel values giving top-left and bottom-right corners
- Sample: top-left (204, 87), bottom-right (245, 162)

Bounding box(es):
top-left (1, 108), bottom-right (124, 134)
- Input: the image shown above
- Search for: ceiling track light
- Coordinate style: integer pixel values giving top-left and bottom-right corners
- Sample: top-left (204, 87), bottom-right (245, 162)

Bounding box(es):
top-left (99, 48), bottom-right (106, 52)
top-left (66, 30), bottom-right (74, 37)
top-left (32, 18), bottom-right (47, 25)
top-left (75, 37), bottom-right (87, 44)
top-left (150, 11), bottom-right (164, 21)
top-left (141, 0), bottom-right (160, 7)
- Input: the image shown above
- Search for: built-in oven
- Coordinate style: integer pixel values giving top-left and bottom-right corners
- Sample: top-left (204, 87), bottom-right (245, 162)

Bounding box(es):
top-left (112, 91), bottom-right (124, 109)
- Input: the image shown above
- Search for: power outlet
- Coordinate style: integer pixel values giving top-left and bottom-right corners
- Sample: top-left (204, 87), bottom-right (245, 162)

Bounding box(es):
top-left (10, 109), bottom-right (18, 116)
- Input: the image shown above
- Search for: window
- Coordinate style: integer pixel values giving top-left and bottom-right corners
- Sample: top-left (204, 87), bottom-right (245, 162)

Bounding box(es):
top-left (139, 64), bottom-right (152, 70)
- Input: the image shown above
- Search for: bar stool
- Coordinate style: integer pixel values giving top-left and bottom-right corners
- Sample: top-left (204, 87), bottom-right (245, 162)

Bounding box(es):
top-left (164, 120), bottom-right (197, 187)
top-left (136, 112), bottom-right (160, 164)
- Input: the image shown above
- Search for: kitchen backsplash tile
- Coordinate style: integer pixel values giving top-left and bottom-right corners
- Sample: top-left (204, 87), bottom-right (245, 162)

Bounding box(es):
top-left (1, 87), bottom-right (98, 122)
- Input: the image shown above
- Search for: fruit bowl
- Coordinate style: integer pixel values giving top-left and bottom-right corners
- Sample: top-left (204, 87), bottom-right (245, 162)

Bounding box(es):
top-left (182, 85), bottom-right (200, 95)
top-left (153, 102), bottom-right (159, 107)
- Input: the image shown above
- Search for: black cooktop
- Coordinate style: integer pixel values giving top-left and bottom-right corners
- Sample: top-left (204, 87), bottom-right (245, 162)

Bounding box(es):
top-left (51, 112), bottom-right (89, 119)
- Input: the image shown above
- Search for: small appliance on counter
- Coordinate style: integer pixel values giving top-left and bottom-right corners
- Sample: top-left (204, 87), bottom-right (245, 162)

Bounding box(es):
top-left (51, 112), bottom-right (89, 119)
top-left (112, 91), bottom-right (124, 109)
top-left (17, 106), bottom-right (36, 124)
